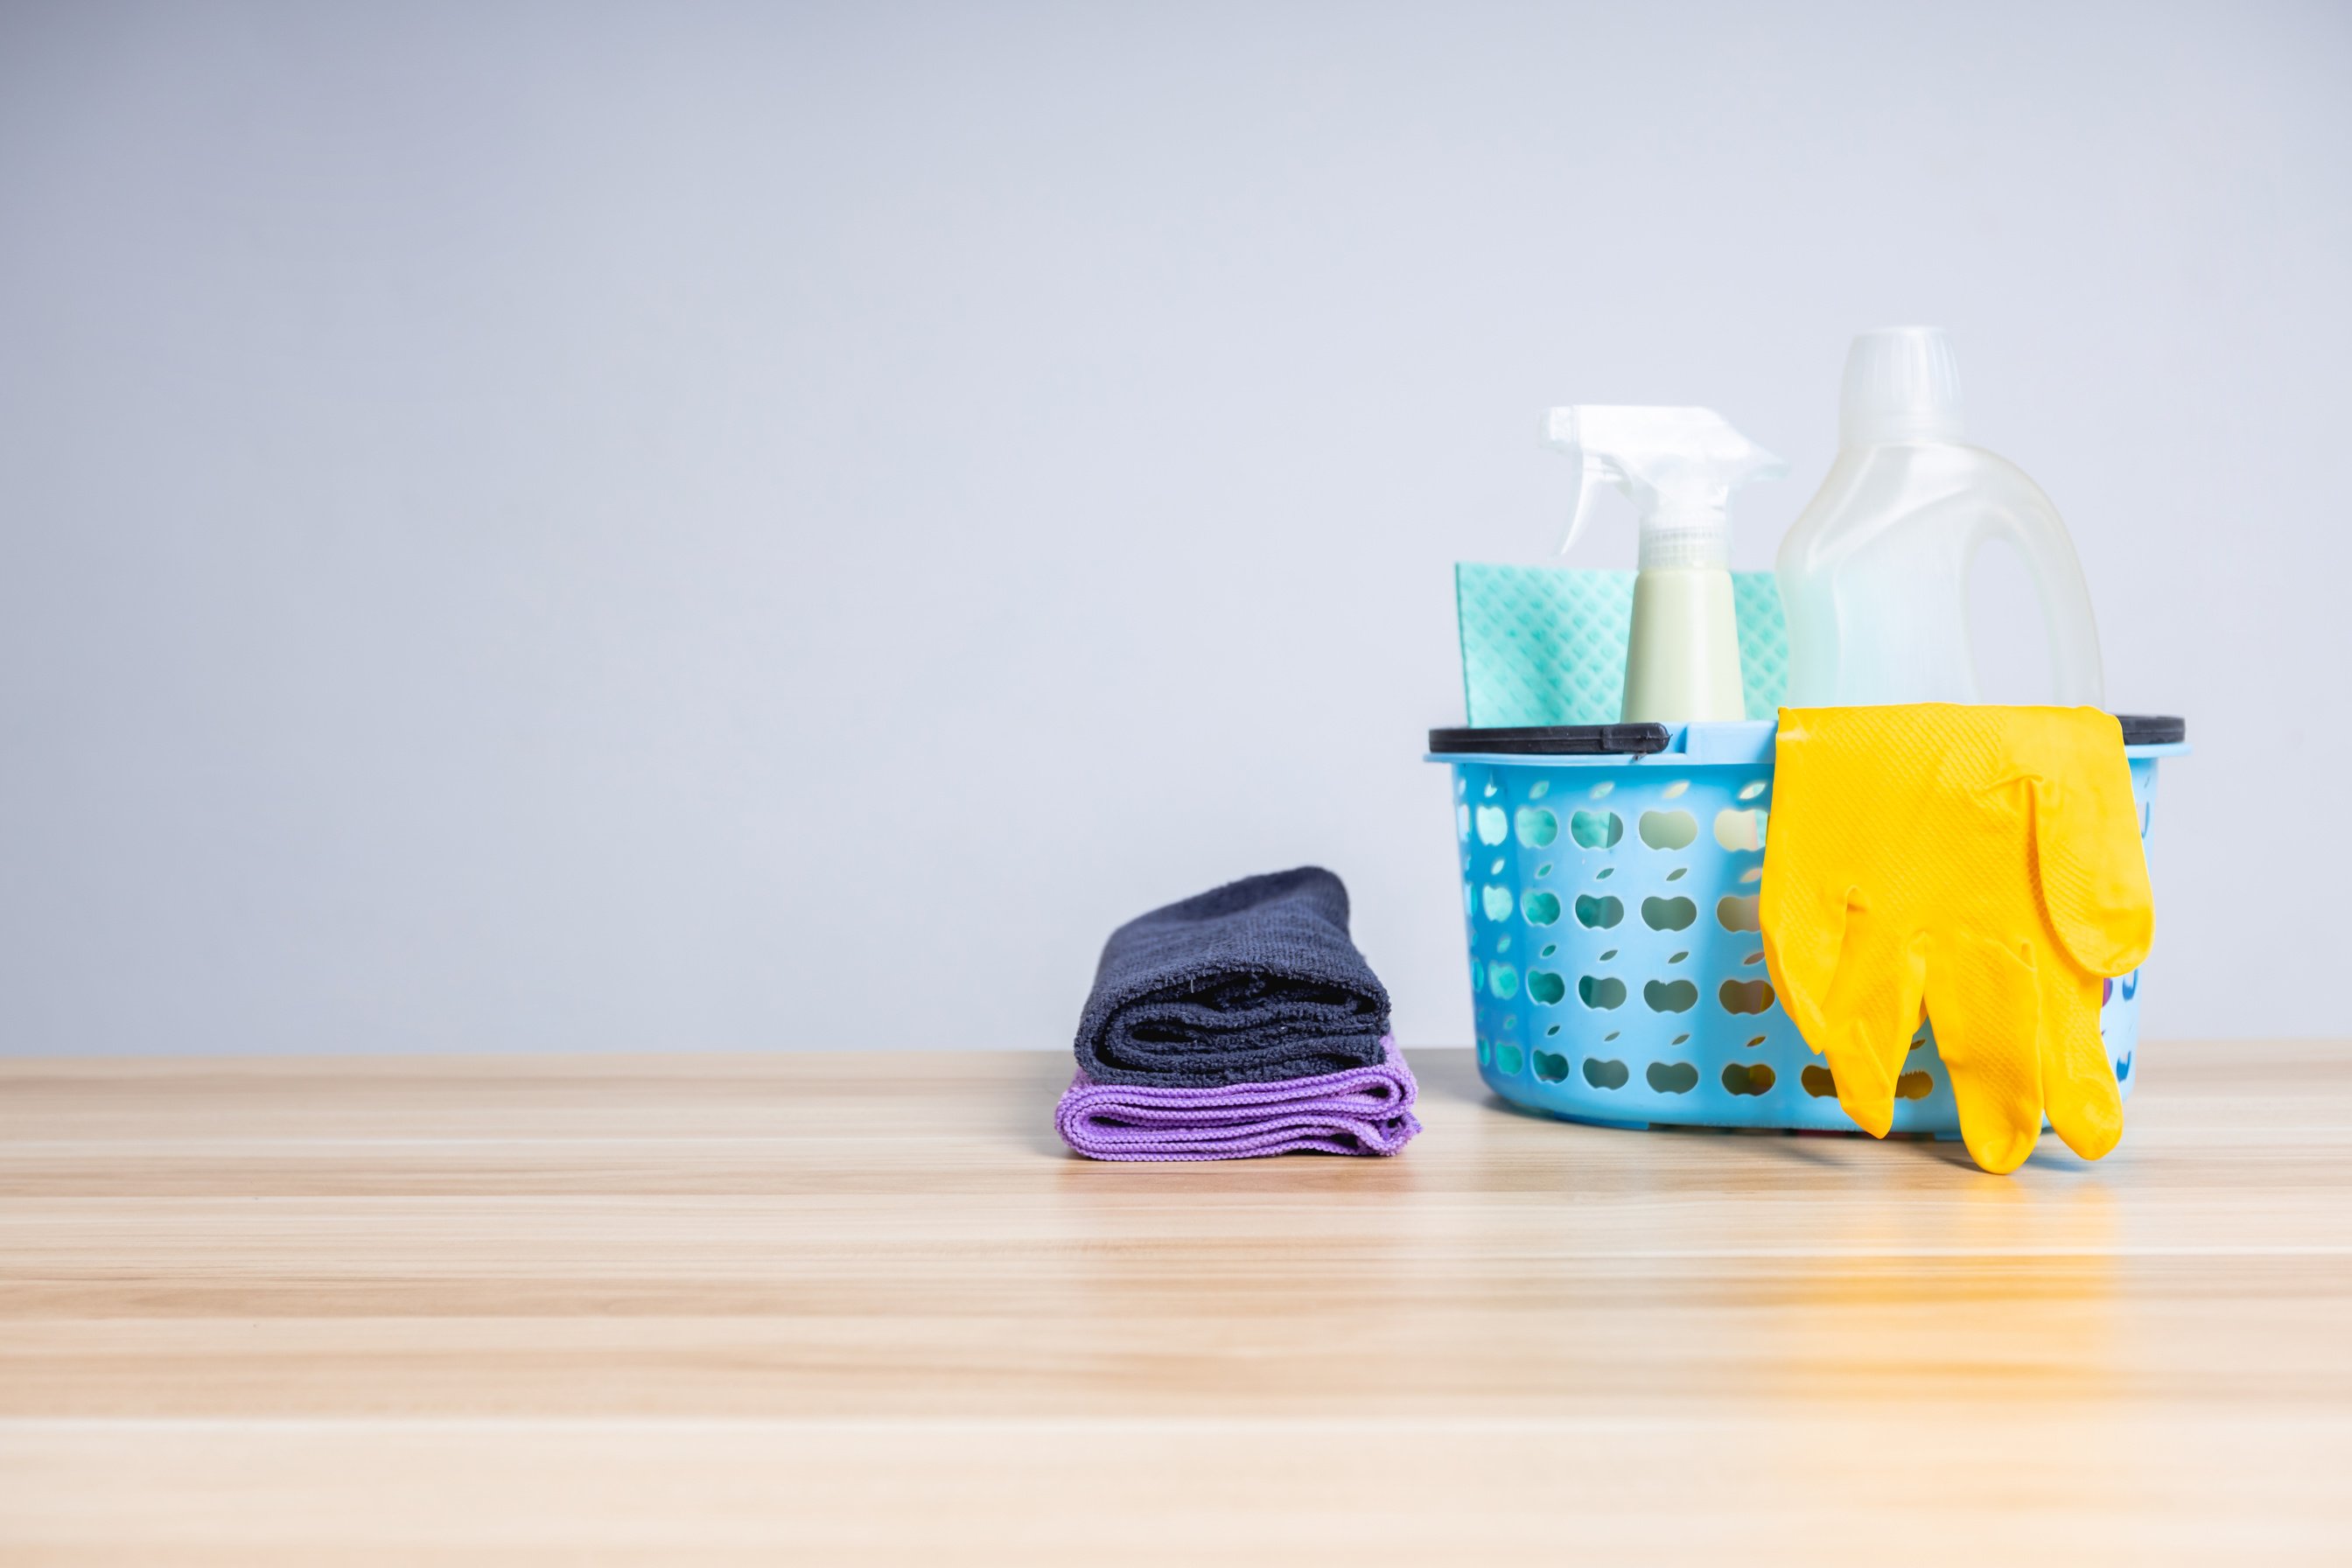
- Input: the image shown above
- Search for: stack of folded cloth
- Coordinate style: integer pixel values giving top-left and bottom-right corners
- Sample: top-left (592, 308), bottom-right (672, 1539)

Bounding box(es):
top-left (1056, 867), bottom-right (1420, 1161)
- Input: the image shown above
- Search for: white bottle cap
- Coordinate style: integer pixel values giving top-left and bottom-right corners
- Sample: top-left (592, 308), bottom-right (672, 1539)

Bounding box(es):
top-left (1840, 326), bottom-right (1966, 446)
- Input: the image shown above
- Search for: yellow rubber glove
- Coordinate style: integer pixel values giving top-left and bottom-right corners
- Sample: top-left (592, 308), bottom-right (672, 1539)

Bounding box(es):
top-left (1760, 706), bottom-right (2154, 1173)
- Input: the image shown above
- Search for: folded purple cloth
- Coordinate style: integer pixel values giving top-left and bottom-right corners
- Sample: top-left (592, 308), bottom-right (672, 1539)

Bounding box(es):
top-left (1056, 1035), bottom-right (1420, 1162)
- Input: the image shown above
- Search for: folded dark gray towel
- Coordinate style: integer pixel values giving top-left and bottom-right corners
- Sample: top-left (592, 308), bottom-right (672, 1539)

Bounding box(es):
top-left (1074, 867), bottom-right (1393, 1088)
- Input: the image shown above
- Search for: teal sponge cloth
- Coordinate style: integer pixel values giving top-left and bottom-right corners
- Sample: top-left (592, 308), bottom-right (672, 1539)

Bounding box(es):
top-left (1453, 563), bottom-right (1789, 726)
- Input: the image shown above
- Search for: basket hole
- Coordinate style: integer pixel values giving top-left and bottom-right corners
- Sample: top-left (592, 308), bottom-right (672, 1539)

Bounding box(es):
top-left (1638, 809), bottom-right (1698, 850)
top-left (1720, 979), bottom-right (1775, 1015)
top-left (1488, 963), bottom-right (1520, 999)
top-left (1522, 891), bottom-right (1563, 926)
top-left (1469, 959), bottom-right (1484, 990)
top-left (1536, 862), bottom-right (1553, 879)
top-left (1737, 780), bottom-right (1768, 801)
top-left (1598, 948), bottom-right (1618, 961)
top-left (1489, 857), bottom-right (1505, 875)
top-left (2116, 1052), bottom-right (2132, 1082)
top-left (1723, 1062), bottom-right (1776, 1096)
top-left (1595, 867), bottom-right (1615, 881)
top-left (1578, 976), bottom-right (1628, 1011)
top-left (1516, 808), bottom-right (1559, 849)
top-left (1475, 806), bottom-right (1508, 844)
top-left (1714, 808), bottom-right (1767, 851)
top-left (1717, 893), bottom-right (1761, 933)
top-left (1527, 970), bottom-right (1566, 1006)
top-left (1533, 1049), bottom-right (1571, 1082)
top-left (1603, 1031), bottom-right (1620, 1042)
top-left (1662, 780), bottom-right (1690, 800)
top-left (1740, 866), bottom-right (1763, 884)
top-left (1574, 894), bottom-right (1623, 929)
top-left (1671, 1032), bottom-right (1690, 1046)
top-left (1583, 1057), bottom-right (1629, 1089)
top-left (1896, 1071), bottom-right (1934, 1101)
top-left (1544, 1023), bottom-right (1561, 1037)
top-left (1643, 979), bottom-right (1698, 1013)
top-left (1588, 780), bottom-right (1614, 799)
top-left (1540, 942), bottom-right (1558, 957)
top-left (1496, 934), bottom-right (1512, 955)
top-left (1528, 780), bottom-right (1550, 800)
top-left (1495, 1043), bottom-right (1523, 1075)
top-left (1647, 1061), bottom-right (1699, 1094)
top-left (1456, 804), bottom-right (1471, 841)
top-left (1642, 895), bottom-right (1697, 932)
top-left (1668, 950), bottom-right (1688, 964)
top-left (1745, 1034), bottom-right (1767, 1049)
top-left (1481, 886), bottom-right (1512, 921)
top-left (1802, 1065), bottom-right (1838, 1098)
top-left (1571, 810), bottom-right (1623, 849)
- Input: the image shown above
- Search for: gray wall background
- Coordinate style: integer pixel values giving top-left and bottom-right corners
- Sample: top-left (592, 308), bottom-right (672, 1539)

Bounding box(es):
top-left (3, 1), bottom-right (2345, 1055)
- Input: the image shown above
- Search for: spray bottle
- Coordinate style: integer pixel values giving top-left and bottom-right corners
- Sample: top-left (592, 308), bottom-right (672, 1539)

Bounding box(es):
top-left (1546, 406), bottom-right (1786, 723)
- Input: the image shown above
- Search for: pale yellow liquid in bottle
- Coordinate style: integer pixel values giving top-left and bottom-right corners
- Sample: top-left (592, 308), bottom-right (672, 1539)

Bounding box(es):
top-left (1620, 567), bottom-right (1745, 724)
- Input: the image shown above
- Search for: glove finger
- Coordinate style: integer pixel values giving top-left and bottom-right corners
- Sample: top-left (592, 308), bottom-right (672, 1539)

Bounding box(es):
top-left (2025, 722), bottom-right (2155, 978)
top-left (1814, 903), bottom-right (1927, 1140)
top-left (1922, 931), bottom-right (2044, 1175)
top-left (1760, 878), bottom-right (1848, 1054)
top-left (1760, 709), bottom-right (1876, 1048)
top-left (2038, 950), bottom-right (2123, 1161)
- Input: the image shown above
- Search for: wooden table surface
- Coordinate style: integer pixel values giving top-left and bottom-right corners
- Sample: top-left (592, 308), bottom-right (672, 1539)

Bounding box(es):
top-left (3, 1040), bottom-right (2348, 1564)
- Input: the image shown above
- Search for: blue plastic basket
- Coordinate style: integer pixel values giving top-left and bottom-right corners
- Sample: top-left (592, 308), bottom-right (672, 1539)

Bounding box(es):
top-left (1426, 718), bottom-right (2182, 1137)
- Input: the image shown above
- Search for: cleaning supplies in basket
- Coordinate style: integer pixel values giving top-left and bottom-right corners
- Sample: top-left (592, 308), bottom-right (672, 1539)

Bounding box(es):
top-left (1760, 704), bottom-right (2154, 1173)
top-left (1058, 868), bottom-right (1419, 1160)
top-left (1431, 341), bottom-right (2178, 1149)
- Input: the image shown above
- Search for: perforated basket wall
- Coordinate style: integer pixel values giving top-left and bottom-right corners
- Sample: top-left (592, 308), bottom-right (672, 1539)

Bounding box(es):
top-left (1439, 742), bottom-right (2163, 1134)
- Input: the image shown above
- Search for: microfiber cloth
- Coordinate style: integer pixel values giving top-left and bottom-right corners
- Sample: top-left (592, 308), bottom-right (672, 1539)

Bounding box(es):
top-left (1073, 866), bottom-right (1391, 1088)
top-left (1057, 1035), bottom-right (1421, 1161)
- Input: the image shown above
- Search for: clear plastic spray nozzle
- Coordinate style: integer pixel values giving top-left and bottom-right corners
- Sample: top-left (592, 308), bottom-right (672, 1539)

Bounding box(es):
top-left (1545, 406), bottom-right (1786, 570)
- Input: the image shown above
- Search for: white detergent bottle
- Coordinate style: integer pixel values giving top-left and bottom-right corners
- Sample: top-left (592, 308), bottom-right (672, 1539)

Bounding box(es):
top-left (1546, 406), bottom-right (1786, 723)
top-left (1777, 327), bottom-right (2105, 706)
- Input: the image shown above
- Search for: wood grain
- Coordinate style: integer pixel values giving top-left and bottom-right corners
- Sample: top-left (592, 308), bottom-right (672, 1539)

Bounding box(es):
top-left (3, 1041), bottom-right (2348, 1563)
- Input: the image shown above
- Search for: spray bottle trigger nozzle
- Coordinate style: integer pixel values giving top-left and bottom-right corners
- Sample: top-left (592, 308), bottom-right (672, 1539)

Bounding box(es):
top-left (1543, 407), bottom-right (1605, 555)
top-left (1543, 404), bottom-right (1783, 567)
